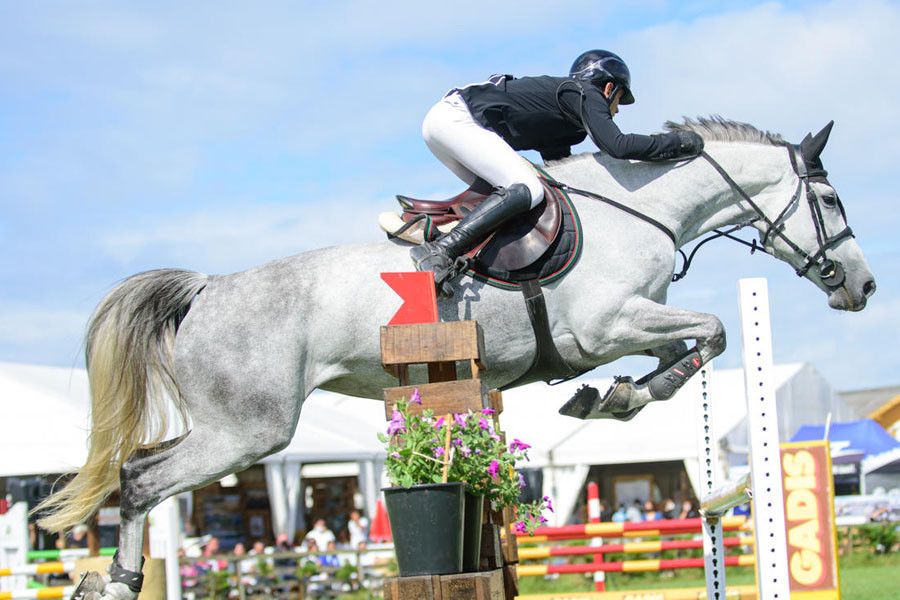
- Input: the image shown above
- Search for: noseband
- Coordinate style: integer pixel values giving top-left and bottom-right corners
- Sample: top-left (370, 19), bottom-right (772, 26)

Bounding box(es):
top-left (681, 144), bottom-right (854, 288)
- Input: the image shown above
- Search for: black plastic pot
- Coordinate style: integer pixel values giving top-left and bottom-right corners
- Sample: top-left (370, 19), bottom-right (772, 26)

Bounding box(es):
top-left (462, 493), bottom-right (484, 572)
top-left (383, 482), bottom-right (466, 576)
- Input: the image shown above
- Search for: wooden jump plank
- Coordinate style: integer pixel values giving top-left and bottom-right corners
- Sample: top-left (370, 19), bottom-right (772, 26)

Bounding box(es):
top-left (381, 321), bottom-right (485, 369)
top-left (384, 379), bottom-right (488, 420)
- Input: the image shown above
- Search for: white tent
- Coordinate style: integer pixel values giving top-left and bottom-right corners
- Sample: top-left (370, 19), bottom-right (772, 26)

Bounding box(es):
top-left (2, 360), bottom-right (852, 528)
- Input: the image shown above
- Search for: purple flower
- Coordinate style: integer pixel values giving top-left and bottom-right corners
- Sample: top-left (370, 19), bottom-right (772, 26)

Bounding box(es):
top-left (475, 449), bottom-right (482, 455)
top-left (387, 411), bottom-right (406, 435)
top-left (433, 447), bottom-right (445, 458)
top-left (514, 521), bottom-right (528, 534)
top-left (481, 408), bottom-right (495, 415)
top-left (410, 388), bottom-right (422, 405)
top-left (488, 460), bottom-right (500, 478)
top-left (453, 413), bottom-right (467, 427)
top-left (391, 452), bottom-right (402, 459)
top-left (432, 417), bottom-right (445, 429)
top-left (460, 445), bottom-right (471, 458)
top-left (544, 496), bottom-right (554, 513)
top-left (539, 516), bottom-right (549, 524)
top-left (518, 473), bottom-right (526, 488)
top-left (510, 439), bottom-right (531, 452)
top-left (479, 417), bottom-right (491, 431)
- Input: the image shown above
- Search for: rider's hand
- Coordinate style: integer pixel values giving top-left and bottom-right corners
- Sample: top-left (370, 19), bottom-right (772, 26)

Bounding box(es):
top-left (677, 131), bottom-right (704, 156)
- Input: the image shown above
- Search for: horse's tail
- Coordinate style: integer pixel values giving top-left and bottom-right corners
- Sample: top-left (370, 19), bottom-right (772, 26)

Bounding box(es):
top-left (35, 269), bottom-right (209, 533)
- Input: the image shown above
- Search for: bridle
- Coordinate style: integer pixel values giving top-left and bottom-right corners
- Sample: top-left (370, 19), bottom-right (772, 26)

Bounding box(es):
top-left (690, 143), bottom-right (854, 288)
top-left (545, 137), bottom-right (854, 288)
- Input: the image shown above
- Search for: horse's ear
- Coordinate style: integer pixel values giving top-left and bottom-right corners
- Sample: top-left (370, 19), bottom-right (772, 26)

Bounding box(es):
top-left (801, 121), bottom-right (834, 160)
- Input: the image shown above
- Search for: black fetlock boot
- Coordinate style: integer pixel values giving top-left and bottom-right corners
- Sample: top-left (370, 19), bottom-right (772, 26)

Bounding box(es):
top-left (410, 183), bottom-right (532, 296)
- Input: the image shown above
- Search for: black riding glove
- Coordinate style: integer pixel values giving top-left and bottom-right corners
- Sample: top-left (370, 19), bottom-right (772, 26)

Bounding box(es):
top-left (677, 131), bottom-right (704, 156)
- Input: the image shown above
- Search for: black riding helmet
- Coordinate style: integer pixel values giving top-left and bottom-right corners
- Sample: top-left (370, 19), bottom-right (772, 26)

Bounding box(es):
top-left (569, 50), bottom-right (635, 105)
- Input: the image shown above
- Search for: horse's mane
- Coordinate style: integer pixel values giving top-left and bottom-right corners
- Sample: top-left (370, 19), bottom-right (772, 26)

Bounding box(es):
top-left (545, 116), bottom-right (785, 167)
top-left (665, 116), bottom-right (784, 145)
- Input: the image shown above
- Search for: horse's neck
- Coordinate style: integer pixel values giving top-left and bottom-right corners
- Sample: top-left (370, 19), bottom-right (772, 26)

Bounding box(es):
top-left (545, 144), bottom-right (795, 247)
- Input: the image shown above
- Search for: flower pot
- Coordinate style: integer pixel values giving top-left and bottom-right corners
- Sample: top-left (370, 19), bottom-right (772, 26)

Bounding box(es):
top-left (382, 482), bottom-right (466, 576)
top-left (462, 493), bottom-right (484, 572)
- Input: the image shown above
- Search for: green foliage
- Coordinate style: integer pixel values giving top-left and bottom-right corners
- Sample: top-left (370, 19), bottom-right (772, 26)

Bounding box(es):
top-left (379, 392), bottom-right (552, 534)
top-left (857, 522), bottom-right (900, 553)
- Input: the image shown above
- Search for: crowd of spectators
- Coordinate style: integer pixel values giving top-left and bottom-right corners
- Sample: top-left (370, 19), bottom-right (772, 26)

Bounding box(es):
top-left (181, 509), bottom-right (379, 597)
top-left (598, 498), bottom-right (699, 523)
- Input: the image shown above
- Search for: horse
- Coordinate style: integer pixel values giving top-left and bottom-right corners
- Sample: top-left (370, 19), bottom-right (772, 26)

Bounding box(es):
top-left (37, 117), bottom-right (874, 599)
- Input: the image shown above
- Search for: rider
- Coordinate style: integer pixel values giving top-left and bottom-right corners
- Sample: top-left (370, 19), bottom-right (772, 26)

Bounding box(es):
top-left (410, 50), bottom-right (705, 294)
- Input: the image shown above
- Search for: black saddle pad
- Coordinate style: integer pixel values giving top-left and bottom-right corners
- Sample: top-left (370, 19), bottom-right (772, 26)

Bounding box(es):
top-left (467, 175), bottom-right (583, 290)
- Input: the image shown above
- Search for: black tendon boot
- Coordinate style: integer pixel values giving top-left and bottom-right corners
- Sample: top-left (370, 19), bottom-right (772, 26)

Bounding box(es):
top-left (410, 183), bottom-right (532, 296)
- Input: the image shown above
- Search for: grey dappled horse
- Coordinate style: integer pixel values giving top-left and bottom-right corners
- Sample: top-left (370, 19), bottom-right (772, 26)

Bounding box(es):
top-left (39, 118), bottom-right (874, 600)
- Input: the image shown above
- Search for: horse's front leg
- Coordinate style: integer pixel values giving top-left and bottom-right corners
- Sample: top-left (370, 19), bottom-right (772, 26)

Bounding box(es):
top-left (561, 298), bottom-right (725, 421)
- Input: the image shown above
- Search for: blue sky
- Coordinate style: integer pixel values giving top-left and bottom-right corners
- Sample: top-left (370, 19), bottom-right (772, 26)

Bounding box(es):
top-left (1, 0), bottom-right (898, 392)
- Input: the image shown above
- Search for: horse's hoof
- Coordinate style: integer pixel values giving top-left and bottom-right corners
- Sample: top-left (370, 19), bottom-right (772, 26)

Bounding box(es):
top-left (559, 384), bottom-right (600, 419)
top-left (71, 571), bottom-right (106, 600)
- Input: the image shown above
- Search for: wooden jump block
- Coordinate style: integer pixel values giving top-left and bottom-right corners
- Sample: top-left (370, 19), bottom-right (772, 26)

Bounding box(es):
top-left (441, 569), bottom-right (505, 600)
top-left (383, 570), bottom-right (505, 600)
top-left (502, 564), bottom-right (518, 599)
top-left (479, 523), bottom-right (503, 570)
top-left (384, 574), bottom-right (442, 600)
top-left (381, 321), bottom-right (485, 378)
top-left (384, 379), bottom-right (489, 419)
top-left (501, 506), bottom-right (519, 564)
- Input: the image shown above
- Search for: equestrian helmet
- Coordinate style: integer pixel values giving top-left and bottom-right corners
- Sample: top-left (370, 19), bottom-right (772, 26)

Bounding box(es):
top-left (569, 50), bottom-right (635, 105)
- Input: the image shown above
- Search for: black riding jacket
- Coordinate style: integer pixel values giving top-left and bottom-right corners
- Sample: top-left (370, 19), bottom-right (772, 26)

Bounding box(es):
top-left (457, 75), bottom-right (682, 162)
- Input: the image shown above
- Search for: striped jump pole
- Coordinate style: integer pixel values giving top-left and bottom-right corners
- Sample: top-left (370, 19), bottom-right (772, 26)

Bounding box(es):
top-left (24, 548), bottom-right (116, 561)
top-left (518, 554), bottom-right (756, 577)
top-left (518, 535), bottom-right (755, 560)
top-left (0, 563), bottom-right (74, 578)
top-left (0, 587), bottom-right (77, 600)
top-left (518, 515), bottom-right (748, 543)
top-left (587, 481), bottom-right (604, 591)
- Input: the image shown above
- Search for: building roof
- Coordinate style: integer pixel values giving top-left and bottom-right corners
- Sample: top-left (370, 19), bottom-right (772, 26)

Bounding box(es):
top-left (839, 385), bottom-right (900, 420)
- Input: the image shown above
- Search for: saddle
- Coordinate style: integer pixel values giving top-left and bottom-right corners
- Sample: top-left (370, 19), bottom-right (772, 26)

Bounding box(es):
top-left (394, 169), bottom-right (582, 288)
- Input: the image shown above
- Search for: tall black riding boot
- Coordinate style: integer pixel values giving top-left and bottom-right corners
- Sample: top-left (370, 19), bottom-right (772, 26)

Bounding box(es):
top-left (410, 183), bottom-right (532, 296)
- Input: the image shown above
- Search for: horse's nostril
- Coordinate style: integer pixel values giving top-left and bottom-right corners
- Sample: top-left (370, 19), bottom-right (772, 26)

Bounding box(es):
top-left (863, 280), bottom-right (876, 297)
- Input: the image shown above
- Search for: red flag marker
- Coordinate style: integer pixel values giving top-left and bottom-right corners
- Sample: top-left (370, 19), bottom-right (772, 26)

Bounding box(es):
top-left (381, 271), bottom-right (438, 326)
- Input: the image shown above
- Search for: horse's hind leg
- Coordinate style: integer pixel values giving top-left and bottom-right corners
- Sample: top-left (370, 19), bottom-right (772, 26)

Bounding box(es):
top-left (561, 298), bottom-right (725, 420)
top-left (99, 423), bottom-right (291, 600)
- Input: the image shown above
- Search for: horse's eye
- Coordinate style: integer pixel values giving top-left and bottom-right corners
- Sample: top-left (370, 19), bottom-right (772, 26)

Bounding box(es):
top-left (821, 193), bottom-right (837, 207)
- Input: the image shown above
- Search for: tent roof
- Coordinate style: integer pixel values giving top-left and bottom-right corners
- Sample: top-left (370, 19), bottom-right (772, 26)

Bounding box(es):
top-left (790, 419), bottom-right (900, 475)
top-left (2, 360), bottom-right (847, 476)
top-left (0, 362), bottom-right (92, 477)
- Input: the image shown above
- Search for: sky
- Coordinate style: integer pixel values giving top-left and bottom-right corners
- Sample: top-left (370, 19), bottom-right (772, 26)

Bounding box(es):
top-left (1, 0), bottom-right (898, 393)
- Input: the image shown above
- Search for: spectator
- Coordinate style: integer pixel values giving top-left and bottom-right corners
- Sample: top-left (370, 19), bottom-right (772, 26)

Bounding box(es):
top-left (612, 504), bottom-right (627, 523)
top-left (200, 536), bottom-right (228, 572)
top-left (642, 500), bottom-right (660, 521)
top-left (679, 500), bottom-right (698, 519)
top-left (599, 499), bottom-right (613, 522)
top-left (661, 499), bottom-right (677, 519)
top-left (320, 540), bottom-right (340, 568)
top-left (347, 510), bottom-right (369, 547)
top-left (66, 524), bottom-right (89, 548)
top-left (305, 519), bottom-right (336, 549)
top-left (625, 500), bottom-right (642, 522)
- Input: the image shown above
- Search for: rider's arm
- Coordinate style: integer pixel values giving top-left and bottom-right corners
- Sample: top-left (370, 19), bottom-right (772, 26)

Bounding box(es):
top-left (559, 85), bottom-right (683, 160)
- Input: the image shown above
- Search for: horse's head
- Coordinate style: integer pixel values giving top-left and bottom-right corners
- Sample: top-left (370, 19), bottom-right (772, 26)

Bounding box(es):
top-left (758, 122), bottom-right (876, 311)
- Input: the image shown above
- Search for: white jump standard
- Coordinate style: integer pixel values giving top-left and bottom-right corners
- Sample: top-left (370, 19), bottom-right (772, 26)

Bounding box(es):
top-left (698, 278), bottom-right (790, 600)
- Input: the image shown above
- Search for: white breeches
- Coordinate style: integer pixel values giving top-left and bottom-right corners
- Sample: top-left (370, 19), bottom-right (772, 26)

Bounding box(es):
top-left (422, 92), bottom-right (544, 208)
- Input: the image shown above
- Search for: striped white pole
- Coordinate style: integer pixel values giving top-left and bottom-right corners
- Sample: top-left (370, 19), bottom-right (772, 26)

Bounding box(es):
top-left (0, 586), bottom-right (76, 600)
top-left (586, 482), bottom-right (605, 591)
top-left (0, 563), bottom-right (74, 578)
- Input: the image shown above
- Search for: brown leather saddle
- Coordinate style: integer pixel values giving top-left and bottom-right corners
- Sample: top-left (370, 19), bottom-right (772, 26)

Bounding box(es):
top-left (396, 178), bottom-right (564, 273)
